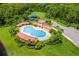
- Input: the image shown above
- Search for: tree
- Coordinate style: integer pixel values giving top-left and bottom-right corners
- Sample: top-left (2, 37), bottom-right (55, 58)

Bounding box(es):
top-left (45, 32), bottom-right (63, 45)
top-left (49, 29), bottom-right (57, 34)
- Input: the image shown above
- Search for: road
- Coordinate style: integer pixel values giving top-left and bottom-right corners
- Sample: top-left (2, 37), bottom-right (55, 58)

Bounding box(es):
top-left (52, 22), bottom-right (79, 47)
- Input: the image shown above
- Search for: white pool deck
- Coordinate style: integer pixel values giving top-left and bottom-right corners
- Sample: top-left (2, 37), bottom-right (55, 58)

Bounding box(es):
top-left (20, 25), bottom-right (51, 41)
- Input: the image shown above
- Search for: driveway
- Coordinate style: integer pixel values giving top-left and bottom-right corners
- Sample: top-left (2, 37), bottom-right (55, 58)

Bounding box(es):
top-left (52, 22), bottom-right (79, 47)
top-left (63, 27), bottom-right (79, 47)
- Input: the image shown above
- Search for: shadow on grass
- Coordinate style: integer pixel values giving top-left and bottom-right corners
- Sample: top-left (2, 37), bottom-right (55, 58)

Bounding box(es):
top-left (0, 41), bottom-right (7, 56)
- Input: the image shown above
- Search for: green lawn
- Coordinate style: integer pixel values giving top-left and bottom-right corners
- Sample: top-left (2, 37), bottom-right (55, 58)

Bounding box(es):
top-left (0, 27), bottom-right (79, 56)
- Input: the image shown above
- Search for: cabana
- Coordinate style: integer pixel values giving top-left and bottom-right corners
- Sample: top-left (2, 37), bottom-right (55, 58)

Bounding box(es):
top-left (16, 22), bottom-right (29, 27)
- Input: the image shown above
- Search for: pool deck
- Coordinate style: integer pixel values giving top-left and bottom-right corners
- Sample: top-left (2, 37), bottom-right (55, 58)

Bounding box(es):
top-left (19, 25), bottom-right (51, 41)
top-left (16, 32), bottom-right (38, 42)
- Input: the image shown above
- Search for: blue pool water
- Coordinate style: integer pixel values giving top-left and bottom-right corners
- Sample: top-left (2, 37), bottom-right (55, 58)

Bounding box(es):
top-left (23, 26), bottom-right (46, 38)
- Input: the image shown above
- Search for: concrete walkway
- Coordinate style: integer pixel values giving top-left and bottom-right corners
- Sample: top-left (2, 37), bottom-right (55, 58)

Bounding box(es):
top-left (52, 22), bottom-right (79, 47)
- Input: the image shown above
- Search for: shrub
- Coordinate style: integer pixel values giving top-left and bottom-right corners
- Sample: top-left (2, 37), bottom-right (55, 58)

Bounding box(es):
top-left (15, 15), bottom-right (19, 19)
top-left (15, 37), bottom-right (22, 43)
top-left (34, 41), bottom-right (45, 50)
top-left (46, 20), bottom-right (52, 25)
top-left (49, 29), bottom-right (57, 34)
top-left (22, 13), bottom-right (29, 20)
top-left (14, 37), bottom-right (25, 47)
top-left (44, 35), bottom-right (54, 45)
top-left (45, 33), bottom-right (63, 45)
top-left (9, 26), bottom-right (19, 36)
top-left (22, 40), bottom-right (37, 49)
top-left (25, 40), bottom-right (36, 46)
top-left (57, 28), bottom-right (64, 34)
top-left (52, 33), bottom-right (63, 45)
top-left (29, 21), bottom-right (33, 25)
top-left (15, 39), bottom-right (45, 49)
top-left (24, 16), bottom-right (29, 20)
top-left (75, 25), bottom-right (79, 29)
top-left (52, 39), bottom-right (62, 45)
top-left (56, 26), bottom-right (64, 34)
top-left (76, 26), bottom-right (79, 29)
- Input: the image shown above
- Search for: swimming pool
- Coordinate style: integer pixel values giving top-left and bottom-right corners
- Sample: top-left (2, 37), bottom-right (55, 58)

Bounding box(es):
top-left (23, 26), bottom-right (46, 38)
top-left (20, 25), bottom-right (51, 41)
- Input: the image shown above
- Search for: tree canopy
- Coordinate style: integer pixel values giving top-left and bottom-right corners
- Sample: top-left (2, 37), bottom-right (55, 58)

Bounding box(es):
top-left (0, 3), bottom-right (79, 28)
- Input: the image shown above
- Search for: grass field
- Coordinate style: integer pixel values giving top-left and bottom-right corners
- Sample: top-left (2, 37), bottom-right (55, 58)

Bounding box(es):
top-left (0, 26), bottom-right (79, 56)
top-left (0, 12), bottom-right (79, 56)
